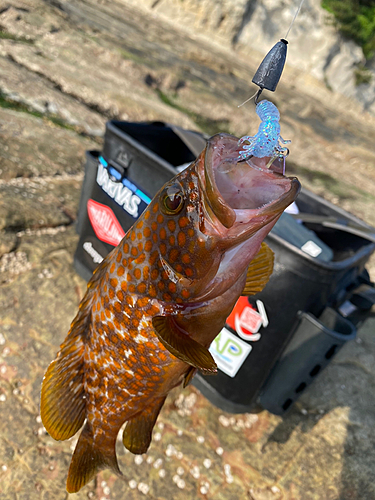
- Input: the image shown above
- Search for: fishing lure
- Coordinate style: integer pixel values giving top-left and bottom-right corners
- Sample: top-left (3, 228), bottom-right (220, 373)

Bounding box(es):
top-left (238, 100), bottom-right (290, 162)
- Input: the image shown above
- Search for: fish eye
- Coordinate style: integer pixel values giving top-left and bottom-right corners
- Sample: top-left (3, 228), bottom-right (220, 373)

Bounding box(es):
top-left (161, 182), bottom-right (184, 215)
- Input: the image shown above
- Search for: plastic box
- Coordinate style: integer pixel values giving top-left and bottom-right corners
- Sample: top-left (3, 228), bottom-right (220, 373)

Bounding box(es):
top-left (74, 121), bottom-right (375, 414)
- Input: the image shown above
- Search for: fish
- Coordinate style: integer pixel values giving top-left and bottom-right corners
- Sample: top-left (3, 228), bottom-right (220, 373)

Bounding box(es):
top-left (40, 132), bottom-right (300, 493)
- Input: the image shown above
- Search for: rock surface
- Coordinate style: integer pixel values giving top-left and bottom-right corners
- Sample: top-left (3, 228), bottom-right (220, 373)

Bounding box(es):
top-left (1, 0), bottom-right (375, 499)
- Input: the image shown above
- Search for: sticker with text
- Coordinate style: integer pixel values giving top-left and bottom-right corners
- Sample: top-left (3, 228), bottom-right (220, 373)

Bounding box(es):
top-left (209, 327), bottom-right (252, 378)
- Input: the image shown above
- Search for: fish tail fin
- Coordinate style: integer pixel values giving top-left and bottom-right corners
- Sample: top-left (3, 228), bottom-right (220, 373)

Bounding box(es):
top-left (67, 423), bottom-right (122, 493)
top-left (41, 257), bottom-right (110, 440)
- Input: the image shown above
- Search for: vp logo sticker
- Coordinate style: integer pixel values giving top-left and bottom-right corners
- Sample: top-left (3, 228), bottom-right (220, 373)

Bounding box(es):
top-left (209, 327), bottom-right (252, 378)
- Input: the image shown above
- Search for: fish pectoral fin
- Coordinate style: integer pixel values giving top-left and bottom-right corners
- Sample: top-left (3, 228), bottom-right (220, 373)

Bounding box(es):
top-left (152, 315), bottom-right (217, 373)
top-left (123, 396), bottom-right (166, 454)
top-left (242, 242), bottom-right (274, 296)
top-left (183, 366), bottom-right (197, 388)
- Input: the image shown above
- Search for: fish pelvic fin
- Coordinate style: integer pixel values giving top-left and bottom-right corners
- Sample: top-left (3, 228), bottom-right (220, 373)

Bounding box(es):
top-left (123, 396), bottom-right (166, 454)
top-left (242, 242), bottom-right (274, 295)
top-left (152, 316), bottom-right (217, 374)
top-left (183, 366), bottom-right (197, 388)
top-left (67, 422), bottom-right (122, 493)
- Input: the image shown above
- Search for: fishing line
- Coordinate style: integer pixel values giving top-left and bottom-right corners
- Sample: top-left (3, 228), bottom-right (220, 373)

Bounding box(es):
top-left (237, 89), bottom-right (259, 108)
top-left (284, 0), bottom-right (306, 40)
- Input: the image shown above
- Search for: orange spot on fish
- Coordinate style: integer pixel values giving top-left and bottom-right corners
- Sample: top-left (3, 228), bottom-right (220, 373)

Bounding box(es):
top-left (182, 289), bottom-right (190, 299)
top-left (116, 252), bottom-right (122, 263)
top-left (151, 268), bottom-right (159, 280)
top-left (138, 242), bottom-right (143, 252)
top-left (181, 253), bottom-right (191, 264)
top-left (148, 284), bottom-right (157, 298)
top-left (138, 282), bottom-right (147, 294)
top-left (188, 228), bottom-right (195, 237)
top-left (169, 248), bottom-right (179, 262)
top-left (168, 282), bottom-right (177, 293)
top-left (152, 233), bottom-right (158, 243)
top-left (163, 293), bottom-right (172, 301)
top-left (185, 268), bottom-right (194, 277)
top-left (175, 264), bottom-right (183, 273)
top-left (134, 309), bottom-right (143, 319)
top-left (178, 216), bottom-right (189, 228)
top-left (145, 240), bottom-right (153, 252)
top-left (178, 231), bottom-right (186, 247)
top-left (134, 268), bottom-right (141, 280)
top-left (168, 220), bottom-right (176, 232)
top-left (110, 263), bottom-right (116, 274)
top-left (153, 203), bottom-right (159, 213)
top-left (110, 278), bottom-right (118, 288)
top-left (160, 243), bottom-right (167, 256)
top-left (143, 227), bottom-right (151, 238)
top-left (143, 266), bottom-right (150, 280)
top-left (114, 302), bottom-right (122, 313)
top-left (150, 251), bottom-right (159, 266)
top-left (123, 243), bottom-right (129, 253)
top-left (158, 281), bottom-right (165, 291)
top-left (121, 281), bottom-right (128, 292)
top-left (131, 247), bottom-right (138, 257)
top-left (159, 228), bottom-right (166, 240)
top-left (158, 352), bottom-right (168, 362)
top-left (137, 297), bottom-right (149, 308)
top-left (108, 288), bottom-right (115, 299)
top-left (169, 235), bottom-right (175, 246)
top-left (101, 311), bottom-right (105, 321)
top-left (161, 271), bottom-right (168, 281)
top-left (130, 231), bottom-right (136, 242)
top-left (136, 254), bottom-right (146, 265)
top-left (117, 266), bottom-right (125, 277)
top-left (128, 284), bottom-right (136, 293)
top-left (157, 214), bottom-right (164, 224)
top-left (136, 220), bottom-right (143, 230)
top-left (144, 210), bottom-right (151, 219)
top-left (122, 258), bottom-right (128, 267)
top-left (131, 318), bottom-right (140, 328)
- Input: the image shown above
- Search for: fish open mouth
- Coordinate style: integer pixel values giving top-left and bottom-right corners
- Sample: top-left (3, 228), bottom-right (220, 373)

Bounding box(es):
top-left (201, 133), bottom-right (300, 231)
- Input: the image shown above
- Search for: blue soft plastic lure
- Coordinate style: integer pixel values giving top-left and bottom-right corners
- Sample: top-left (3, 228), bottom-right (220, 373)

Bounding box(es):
top-left (238, 100), bottom-right (290, 161)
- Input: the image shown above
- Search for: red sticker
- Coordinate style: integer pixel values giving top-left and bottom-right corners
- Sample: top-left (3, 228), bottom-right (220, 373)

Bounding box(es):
top-left (226, 296), bottom-right (263, 341)
top-left (87, 199), bottom-right (125, 247)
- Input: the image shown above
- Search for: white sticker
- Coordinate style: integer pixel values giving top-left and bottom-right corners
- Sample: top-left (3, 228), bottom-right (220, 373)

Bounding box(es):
top-left (301, 240), bottom-right (322, 257)
top-left (209, 327), bottom-right (252, 378)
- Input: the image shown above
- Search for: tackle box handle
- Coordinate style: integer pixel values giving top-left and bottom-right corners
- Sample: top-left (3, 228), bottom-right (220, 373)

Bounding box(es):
top-left (290, 213), bottom-right (375, 243)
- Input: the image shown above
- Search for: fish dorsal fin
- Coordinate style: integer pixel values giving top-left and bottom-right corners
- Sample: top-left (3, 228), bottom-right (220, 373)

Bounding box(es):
top-left (122, 396), bottom-right (166, 454)
top-left (183, 366), bottom-right (197, 388)
top-left (41, 257), bottom-right (110, 441)
top-left (242, 242), bottom-right (274, 296)
top-left (152, 315), bottom-right (217, 374)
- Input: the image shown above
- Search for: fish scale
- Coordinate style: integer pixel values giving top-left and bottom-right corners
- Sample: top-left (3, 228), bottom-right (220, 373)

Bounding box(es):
top-left (40, 132), bottom-right (300, 493)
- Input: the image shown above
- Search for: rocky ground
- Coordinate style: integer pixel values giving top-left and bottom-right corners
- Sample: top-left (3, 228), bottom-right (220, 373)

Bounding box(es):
top-left (1, 0), bottom-right (375, 499)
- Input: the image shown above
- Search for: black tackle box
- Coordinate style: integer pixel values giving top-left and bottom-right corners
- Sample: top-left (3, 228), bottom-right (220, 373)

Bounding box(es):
top-left (74, 120), bottom-right (375, 414)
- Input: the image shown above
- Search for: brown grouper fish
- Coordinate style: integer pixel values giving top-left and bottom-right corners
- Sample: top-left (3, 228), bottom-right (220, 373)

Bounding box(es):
top-left (41, 133), bottom-right (300, 492)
